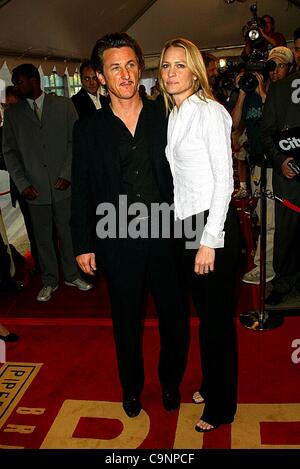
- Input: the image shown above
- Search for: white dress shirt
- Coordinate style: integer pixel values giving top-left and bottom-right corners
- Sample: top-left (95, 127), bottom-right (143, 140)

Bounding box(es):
top-left (165, 93), bottom-right (233, 248)
top-left (27, 92), bottom-right (45, 117)
top-left (87, 89), bottom-right (102, 110)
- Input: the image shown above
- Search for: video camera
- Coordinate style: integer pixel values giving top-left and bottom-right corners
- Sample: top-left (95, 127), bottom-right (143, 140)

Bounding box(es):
top-left (242, 3), bottom-right (265, 50)
top-left (239, 3), bottom-right (276, 93)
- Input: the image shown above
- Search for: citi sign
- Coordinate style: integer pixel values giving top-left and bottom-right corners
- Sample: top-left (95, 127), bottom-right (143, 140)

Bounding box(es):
top-left (278, 137), bottom-right (300, 152)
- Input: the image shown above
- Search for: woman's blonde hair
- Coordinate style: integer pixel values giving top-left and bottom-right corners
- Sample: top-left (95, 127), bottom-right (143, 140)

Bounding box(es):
top-left (158, 37), bottom-right (214, 113)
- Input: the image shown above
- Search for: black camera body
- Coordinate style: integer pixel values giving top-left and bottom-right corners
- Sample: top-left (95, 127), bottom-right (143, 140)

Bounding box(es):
top-left (239, 52), bottom-right (276, 93)
top-left (243, 3), bottom-right (265, 49)
top-left (239, 3), bottom-right (276, 94)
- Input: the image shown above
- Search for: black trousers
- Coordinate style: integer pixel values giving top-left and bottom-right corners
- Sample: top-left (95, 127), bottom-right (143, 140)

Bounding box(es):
top-left (183, 205), bottom-right (240, 425)
top-left (105, 234), bottom-right (189, 399)
top-left (273, 201), bottom-right (300, 293)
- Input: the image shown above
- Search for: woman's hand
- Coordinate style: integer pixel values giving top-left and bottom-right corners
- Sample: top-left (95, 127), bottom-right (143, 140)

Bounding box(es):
top-left (194, 245), bottom-right (215, 275)
top-left (76, 253), bottom-right (97, 275)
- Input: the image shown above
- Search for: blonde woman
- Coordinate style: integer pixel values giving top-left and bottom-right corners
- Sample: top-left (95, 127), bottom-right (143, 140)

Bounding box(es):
top-left (158, 38), bottom-right (240, 432)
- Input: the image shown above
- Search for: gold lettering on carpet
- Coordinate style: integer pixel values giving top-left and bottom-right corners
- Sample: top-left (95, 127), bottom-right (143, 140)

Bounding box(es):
top-left (16, 407), bottom-right (45, 415)
top-left (232, 403), bottom-right (300, 449)
top-left (175, 403), bottom-right (300, 449)
top-left (41, 400), bottom-right (150, 449)
top-left (0, 444), bottom-right (24, 449)
top-left (174, 403), bottom-right (204, 448)
top-left (0, 363), bottom-right (42, 429)
top-left (3, 424), bottom-right (35, 433)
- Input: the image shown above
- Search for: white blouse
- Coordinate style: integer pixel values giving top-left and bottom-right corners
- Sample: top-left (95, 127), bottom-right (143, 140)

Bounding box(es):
top-left (165, 93), bottom-right (233, 249)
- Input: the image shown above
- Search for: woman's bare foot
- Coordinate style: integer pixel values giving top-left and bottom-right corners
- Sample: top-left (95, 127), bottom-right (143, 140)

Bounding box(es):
top-left (192, 391), bottom-right (204, 404)
top-left (195, 419), bottom-right (218, 432)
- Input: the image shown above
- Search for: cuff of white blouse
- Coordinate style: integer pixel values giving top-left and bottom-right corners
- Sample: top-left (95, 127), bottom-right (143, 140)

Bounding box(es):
top-left (200, 229), bottom-right (225, 249)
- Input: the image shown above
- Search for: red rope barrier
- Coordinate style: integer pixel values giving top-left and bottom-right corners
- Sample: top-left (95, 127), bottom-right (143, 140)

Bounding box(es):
top-left (275, 196), bottom-right (300, 214)
top-left (0, 190), bottom-right (10, 196)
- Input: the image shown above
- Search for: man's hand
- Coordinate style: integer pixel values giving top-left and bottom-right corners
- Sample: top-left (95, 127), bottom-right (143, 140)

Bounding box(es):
top-left (54, 178), bottom-right (70, 190)
top-left (254, 72), bottom-right (267, 102)
top-left (21, 185), bottom-right (39, 200)
top-left (76, 253), bottom-right (97, 276)
top-left (194, 246), bottom-right (215, 275)
top-left (282, 157), bottom-right (297, 179)
top-left (235, 73), bottom-right (246, 97)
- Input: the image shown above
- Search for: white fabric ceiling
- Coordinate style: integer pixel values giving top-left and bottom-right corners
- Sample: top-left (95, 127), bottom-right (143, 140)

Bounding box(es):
top-left (0, 0), bottom-right (299, 75)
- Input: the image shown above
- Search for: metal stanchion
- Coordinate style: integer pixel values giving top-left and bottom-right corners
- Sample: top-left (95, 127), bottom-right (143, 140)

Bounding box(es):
top-left (240, 156), bottom-right (283, 330)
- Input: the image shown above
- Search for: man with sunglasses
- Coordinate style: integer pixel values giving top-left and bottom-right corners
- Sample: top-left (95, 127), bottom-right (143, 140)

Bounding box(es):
top-left (268, 47), bottom-right (294, 83)
top-left (261, 44), bottom-right (300, 306)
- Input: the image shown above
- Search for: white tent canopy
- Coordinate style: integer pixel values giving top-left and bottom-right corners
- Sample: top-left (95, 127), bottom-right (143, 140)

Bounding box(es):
top-left (0, 0), bottom-right (299, 76)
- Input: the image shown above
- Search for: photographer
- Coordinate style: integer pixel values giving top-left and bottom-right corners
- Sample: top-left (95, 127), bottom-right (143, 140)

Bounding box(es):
top-left (261, 54), bottom-right (300, 305)
top-left (233, 47), bottom-right (293, 285)
top-left (242, 14), bottom-right (286, 59)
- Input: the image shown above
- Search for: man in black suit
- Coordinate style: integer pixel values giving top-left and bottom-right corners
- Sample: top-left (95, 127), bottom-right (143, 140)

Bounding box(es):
top-left (71, 33), bottom-right (189, 418)
top-left (71, 61), bottom-right (108, 119)
top-left (261, 65), bottom-right (300, 305)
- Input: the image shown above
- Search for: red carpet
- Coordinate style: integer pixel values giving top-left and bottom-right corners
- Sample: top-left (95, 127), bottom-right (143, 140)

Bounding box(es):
top-left (1, 241), bottom-right (300, 450)
top-left (1, 266), bottom-right (256, 320)
top-left (1, 317), bottom-right (300, 449)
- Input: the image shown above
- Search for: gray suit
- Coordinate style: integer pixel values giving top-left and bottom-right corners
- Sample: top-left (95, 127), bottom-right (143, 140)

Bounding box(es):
top-left (3, 94), bottom-right (76, 204)
top-left (3, 93), bottom-right (79, 286)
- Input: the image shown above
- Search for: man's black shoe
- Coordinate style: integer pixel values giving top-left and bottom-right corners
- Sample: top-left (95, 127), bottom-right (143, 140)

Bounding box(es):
top-left (162, 389), bottom-right (180, 411)
top-left (122, 397), bottom-right (141, 418)
top-left (0, 279), bottom-right (24, 293)
top-left (0, 332), bottom-right (19, 342)
top-left (265, 290), bottom-right (286, 306)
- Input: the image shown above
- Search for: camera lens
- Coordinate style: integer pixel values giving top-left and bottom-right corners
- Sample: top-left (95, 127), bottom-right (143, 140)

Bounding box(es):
top-left (239, 72), bottom-right (259, 93)
top-left (266, 59), bottom-right (276, 72)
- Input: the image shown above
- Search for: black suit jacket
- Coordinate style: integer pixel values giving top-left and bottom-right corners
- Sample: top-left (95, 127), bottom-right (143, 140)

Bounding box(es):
top-left (71, 99), bottom-right (173, 269)
top-left (71, 88), bottom-right (108, 119)
top-left (261, 70), bottom-right (300, 202)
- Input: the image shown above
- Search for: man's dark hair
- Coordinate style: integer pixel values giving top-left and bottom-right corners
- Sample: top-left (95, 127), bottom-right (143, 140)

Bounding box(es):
top-left (91, 32), bottom-right (144, 73)
top-left (294, 27), bottom-right (300, 42)
top-left (262, 15), bottom-right (275, 26)
top-left (201, 52), bottom-right (218, 69)
top-left (79, 60), bottom-right (95, 77)
top-left (11, 63), bottom-right (40, 83)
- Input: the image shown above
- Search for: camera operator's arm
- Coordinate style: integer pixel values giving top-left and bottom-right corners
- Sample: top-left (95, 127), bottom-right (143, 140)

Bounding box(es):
top-left (258, 28), bottom-right (286, 47)
top-left (231, 89), bottom-right (246, 130)
top-left (255, 73), bottom-right (267, 103)
top-left (260, 84), bottom-right (295, 178)
top-left (258, 28), bottom-right (278, 47)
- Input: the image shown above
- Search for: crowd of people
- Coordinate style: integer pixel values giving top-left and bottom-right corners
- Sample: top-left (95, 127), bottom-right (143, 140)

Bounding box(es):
top-left (0, 14), bottom-right (299, 433)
